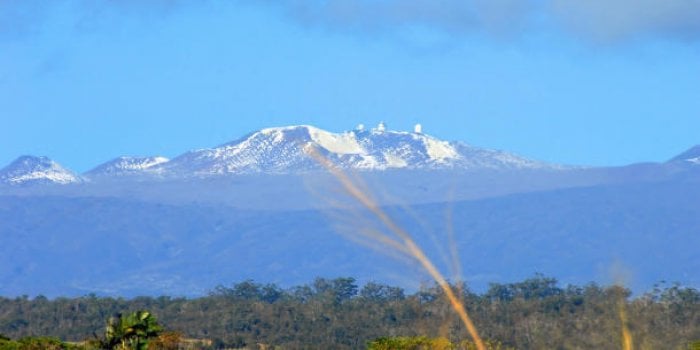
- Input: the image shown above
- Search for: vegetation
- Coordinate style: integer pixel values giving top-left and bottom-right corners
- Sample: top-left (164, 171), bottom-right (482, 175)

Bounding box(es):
top-left (0, 311), bottom-right (184, 350)
top-left (0, 276), bottom-right (699, 349)
top-left (367, 336), bottom-right (511, 350)
top-left (96, 311), bottom-right (162, 350)
top-left (0, 335), bottom-right (81, 350)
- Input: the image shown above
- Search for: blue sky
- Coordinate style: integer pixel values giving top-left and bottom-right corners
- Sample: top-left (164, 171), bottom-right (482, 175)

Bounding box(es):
top-left (1, 0), bottom-right (699, 172)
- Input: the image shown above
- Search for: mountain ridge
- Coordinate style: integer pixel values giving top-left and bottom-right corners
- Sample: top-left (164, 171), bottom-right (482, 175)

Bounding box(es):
top-left (1, 124), bottom-right (560, 185)
top-left (2, 125), bottom-right (698, 186)
top-left (668, 145), bottom-right (700, 164)
top-left (159, 124), bottom-right (557, 176)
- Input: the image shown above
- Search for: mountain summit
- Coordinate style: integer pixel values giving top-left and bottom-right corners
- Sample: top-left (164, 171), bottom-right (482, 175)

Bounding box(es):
top-left (0, 156), bottom-right (82, 185)
top-left (160, 124), bottom-right (554, 176)
top-left (668, 145), bottom-right (700, 164)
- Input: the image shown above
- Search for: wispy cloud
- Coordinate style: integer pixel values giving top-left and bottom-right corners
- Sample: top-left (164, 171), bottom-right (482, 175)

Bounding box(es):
top-left (265, 0), bottom-right (537, 38)
top-left (551, 0), bottom-right (700, 43)
top-left (1, 0), bottom-right (699, 44)
top-left (0, 0), bottom-right (195, 41)
top-left (263, 0), bottom-right (700, 43)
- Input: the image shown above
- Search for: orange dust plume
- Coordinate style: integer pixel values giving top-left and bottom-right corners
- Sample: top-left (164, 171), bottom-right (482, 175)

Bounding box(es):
top-left (610, 262), bottom-right (634, 350)
top-left (305, 145), bottom-right (486, 350)
top-left (619, 301), bottom-right (633, 350)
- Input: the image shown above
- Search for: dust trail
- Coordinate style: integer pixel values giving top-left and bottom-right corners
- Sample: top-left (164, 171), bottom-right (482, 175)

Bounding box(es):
top-left (618, 295), bottom-right (633, 350)
top-left (610, 262), bottom-right (634, 350)
top-left (302, 173), bottom-right (411, 259)
top-left (373, 185), bottom-right (455, 277)
top-left (305, 145), bottom-right (485, 350)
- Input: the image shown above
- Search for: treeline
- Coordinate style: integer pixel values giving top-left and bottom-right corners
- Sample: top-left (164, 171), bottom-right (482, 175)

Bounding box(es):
top-left (1, 276), bottom-right (699, 349)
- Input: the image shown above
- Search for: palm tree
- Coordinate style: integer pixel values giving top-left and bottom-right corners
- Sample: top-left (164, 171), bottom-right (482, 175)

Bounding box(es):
top-left (102, 311), bottom-right (162, 350)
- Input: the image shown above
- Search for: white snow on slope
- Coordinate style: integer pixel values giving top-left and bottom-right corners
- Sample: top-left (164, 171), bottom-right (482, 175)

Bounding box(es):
top-left (308, 127), bottom-right (364, 155)
top-left (157, 123), bottom-right (557, 176)
top-left (0, 156), bottom-right (82, 185)
top-left (424, 137), bottom-right (459, 162)
top-left (382, 152), bottom-right (408, 168)
top-left (87, 156), bottom-right (170, 176)
top-left (0, 124), bottom-right (562, 182)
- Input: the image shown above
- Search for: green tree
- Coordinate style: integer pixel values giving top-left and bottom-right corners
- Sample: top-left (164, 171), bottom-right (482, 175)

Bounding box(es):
top-left (101, 311), bottom-right (162, 350)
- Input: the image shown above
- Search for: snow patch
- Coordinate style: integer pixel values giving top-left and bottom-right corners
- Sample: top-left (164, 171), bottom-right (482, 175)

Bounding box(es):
top-left (423, 137), bottom-right (459, 162)
top-left (308, 128), bottom-right (364, 155)
top-left (383, 152), bottom-right (408, 168)
top-left (87, 156), bottom-right (170, 176)
top-left (9, 170), bottom-right (78, 184)
top-left (0, 156), bottom-right (81, 185)
top-left (115, 156), bottom-right (169, 170)
top-left (353, 155), bottom-right (381, 169)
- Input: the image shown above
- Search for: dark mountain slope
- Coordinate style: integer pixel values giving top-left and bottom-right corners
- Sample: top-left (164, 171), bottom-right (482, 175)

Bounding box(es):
top-left (1, 173), bottom-right (699, 297)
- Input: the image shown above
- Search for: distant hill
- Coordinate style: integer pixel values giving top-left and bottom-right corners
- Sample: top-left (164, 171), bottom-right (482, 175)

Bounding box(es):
top-left (1, 172), bottom-right (699, 297)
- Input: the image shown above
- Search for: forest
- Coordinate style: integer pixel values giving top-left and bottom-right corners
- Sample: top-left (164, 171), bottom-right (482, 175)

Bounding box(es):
top-left (0, 276), bottom-right (699, 349)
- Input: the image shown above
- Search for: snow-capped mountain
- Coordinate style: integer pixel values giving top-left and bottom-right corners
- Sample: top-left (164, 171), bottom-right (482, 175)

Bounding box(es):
top-left (668, 145), bottom-right (700, 165)
top-left (0, 124), bottom-right (561, 183)
top-left (2, 127), bottom-right (700, 297)
top-left (0, 156), bottom-right (82, 185)
top-left (86, 156), bottom-right (169, 176)
top-left (159, 124), bottom-right (555, 176)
